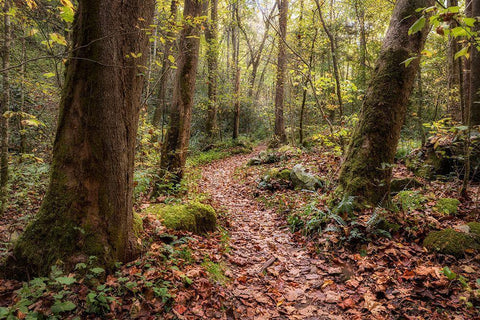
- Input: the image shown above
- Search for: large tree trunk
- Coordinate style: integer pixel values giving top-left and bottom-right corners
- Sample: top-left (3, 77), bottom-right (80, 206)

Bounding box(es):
top-left (152, 0), bottom-right (178, 129)
top-left (205, 0), bottom-right (219, 141)
top-left (273, 0), bottom-right (288, 144)
top-left (470, 0), bottom-right (480, 125)
top-left (337, 0), bottom-right (433, 207)
top-left (3, 0), bottom-right (154, 279)
top-left (0, 0), bottom-right (11, 217)
top-left (159, 0), bottom-right (203, 185)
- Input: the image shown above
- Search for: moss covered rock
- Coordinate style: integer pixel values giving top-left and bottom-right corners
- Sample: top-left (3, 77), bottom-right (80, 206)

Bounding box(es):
top-left (434, 198), bottom-right (461, 215)
top-left (147, 202), bottom-right (217, 235)
top-left (390, 177), bottom-right (423, 193)
top-left (395, 190), bottom-right (426, 211)
top-left (423, 228), bottom-right (480, 257)
top-left (290, 164), bottom-right (322, 191)
top-left (467, 222), bottom-right (480, 235)
top-left (133, 213), bottom-right (143, 236)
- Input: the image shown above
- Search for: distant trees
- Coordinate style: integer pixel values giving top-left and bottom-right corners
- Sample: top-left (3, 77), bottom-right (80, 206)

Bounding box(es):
top-left (159, 0), bottom-right (204, 186)
top-left (4, 0), bottom-right (155, 278)
top-left (273, 0), bottom-right (288, 144)
top-left (337, 0), bottom-right (434, 206)
top-left (470, 1), bottom-right (480, 126)
top-left (205, 0), bottom-right (219, 141)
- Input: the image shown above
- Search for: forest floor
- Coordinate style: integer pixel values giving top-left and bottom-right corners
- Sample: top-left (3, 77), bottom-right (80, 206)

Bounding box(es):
top-left (1, 143), bottom-right (480, 319)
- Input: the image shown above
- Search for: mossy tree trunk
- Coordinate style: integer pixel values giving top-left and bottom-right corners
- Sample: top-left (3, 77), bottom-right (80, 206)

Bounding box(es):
top-left (3, 0), bottom-right (154, 278)
top-left (273, 0), bottom-right (288, 144)
top-left (159, 0), bottom-right (204, 185)
top-left (205, 0), bottom-right (219, 141)
top-left (337, 0), bottom-right (433, 207)
top-left (0, 0), bottom-right (11, 216)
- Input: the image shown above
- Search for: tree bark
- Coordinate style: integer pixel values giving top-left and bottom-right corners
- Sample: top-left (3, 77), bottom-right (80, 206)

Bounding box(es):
top-left (470, 0), bottom-right (480, 125)
top-left (447, 0), bottom-right (462, 121)
top-left (337, 0), bottom-right (433, 207)
top-left (159, 0), bottom-right (203, 186)
top-left (232, 2), bottom-right (240, 140)
top-left (152, 0), bottom-right (178, 129)
top-left (0, 0), bottom-right (11, 216)
top-left (3, 0), bottom-right (155, 278)
top-left (205, 0), bottom-right (218, 141)
top-left (274, 0), bottom-right (288, 144)
top-left (463, 1), bottom-right (472, 123)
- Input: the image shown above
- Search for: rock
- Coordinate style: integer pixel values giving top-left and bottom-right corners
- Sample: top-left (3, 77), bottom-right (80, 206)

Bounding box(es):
top-left (407, 129), bottom-right (480, 181)
top-left (423, 228), bottom-right (480, 257)
top-left (247, 157), bottom-right (262, 166)
top-left (390, 177), bottom-right (423, 193)
top-left (146, 202), bottom-right (217, 234)
top-left (290, 164), bottom-right (322, 191)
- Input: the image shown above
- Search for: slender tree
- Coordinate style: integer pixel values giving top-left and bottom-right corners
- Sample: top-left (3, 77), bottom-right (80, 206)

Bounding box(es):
top-left (152, 0), bottom-right (178, 130)
top-left (205, 0), bottom-right (219, 141)
top-left (337, 0), bottom-right (434, 207)
top-left (158, 0), bottom-right (204, 186)
top-left (470, 0), bottom-right (480, 125)
top-left (0, 0), bottom-right (11, 216)
top-left (447, 0), bottom-right (462, 121)
top-left (232, 1), bottom-right (241, 140)
top-left (273, 0), bottom-right (288, 144)
top-left (3, 0), bottom-right (155, 278)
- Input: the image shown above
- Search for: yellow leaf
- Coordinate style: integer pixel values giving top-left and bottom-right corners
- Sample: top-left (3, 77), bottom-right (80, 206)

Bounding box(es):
top-left (60, 0), bottom-right (74, 9)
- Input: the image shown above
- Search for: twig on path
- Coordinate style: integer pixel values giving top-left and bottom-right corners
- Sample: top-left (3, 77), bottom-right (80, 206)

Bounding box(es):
top-left (256, 256), bottom-right (277, 275)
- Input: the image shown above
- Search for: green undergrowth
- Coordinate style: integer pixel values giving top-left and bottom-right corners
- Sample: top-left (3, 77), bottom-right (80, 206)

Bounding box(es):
top-left (0, 235), bottom-right (206, 319)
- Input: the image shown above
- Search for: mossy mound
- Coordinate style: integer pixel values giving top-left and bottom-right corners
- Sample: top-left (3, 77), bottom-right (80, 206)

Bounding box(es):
top-left (434, 198), bottom-right (461, 215)
top-left (390, 177), bottom-right (423, 193)
top-left (133, 213), bottom-right (143, 236)
top-left (423, 228), bottom-right (480, 257)
top-left (467, 222), bottom-right (480, 235)
top-left (146, 202), bottom-right (217, 235)
top-left (395, 190), bottom-right (426, 211)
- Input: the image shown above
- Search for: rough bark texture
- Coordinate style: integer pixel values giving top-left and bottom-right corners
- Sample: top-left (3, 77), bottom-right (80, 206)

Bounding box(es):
top-left (470, 0), bottom-right (480, 125)
top-left (337, 0), bottom-right (433, 207)
top-left (205, 0), bottom-right (218, 141)
top-left (273, 0), bottom-right (288, 144)
top-left (0, 0), bottom-right (11, 216)
top-left (152, 0), bottom-right (178, 128)
top-left (3, 0), bottom-right (154, 279)
top-left (159, 0), bottom-right (203, 185)
top-left (447, 0), bottom-right (462, 121)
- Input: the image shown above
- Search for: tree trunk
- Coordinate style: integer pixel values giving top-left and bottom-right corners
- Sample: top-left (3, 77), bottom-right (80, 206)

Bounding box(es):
top-left (3, 0), bottom-right (154, 278)
top-left (0, 0), bottom-right (11, 216)
top-left (159, 0), bottom-right (203, 186)
top-left (470, 0), bottom-right (480, 125)
top-left (354, 0), bottom-right (367, 89)
top-left (231, 2), bottom-right (240, 140)
top-left (447, 0), bottom-right (462, 121)
top-left (274, 0), bottom-right (288, 144)
top-left (337, 0), bottom-right (433, 207)
top-left (205, 0), bottom-right (219, 141)
top-left (316, 0), bottom-right (343, 119)
top-left (463, 1), bottom-right (472, 123)
top-left (152, 0), bottom-right (178, 129)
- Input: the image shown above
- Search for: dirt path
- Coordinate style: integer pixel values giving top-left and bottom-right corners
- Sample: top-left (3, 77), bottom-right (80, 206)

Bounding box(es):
top-left (198, 150), bottom-right (342, 320)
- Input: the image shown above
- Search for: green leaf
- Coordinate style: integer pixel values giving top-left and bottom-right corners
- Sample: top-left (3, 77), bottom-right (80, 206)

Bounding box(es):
top-left (464, 17), bottom-right (476, 27)
top-left (43, 72), bottom-right (56, 78)
top-left (60, 6), bottom-right (74, 23)
top-left (51, 301), bottom-right (76, 314)
top-left (56, 276), bottom-right (76, 285)
top-left (90, 267), bottom-right (105, 275)
top-left (408, 16), bottom-right (426, 35)
top-left (402, 56), bottom-right (418, 67)
top-left (442, 266), bottom-right (457, 280)
top-left (455, 45), bottom-right (470, 60)
top-left (450, 27), bottom-right (468, 37)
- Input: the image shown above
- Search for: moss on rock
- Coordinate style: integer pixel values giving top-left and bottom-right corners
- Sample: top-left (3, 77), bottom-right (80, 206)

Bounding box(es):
top-left (147, 202), bottom-right (217, 234)
top-left (467, 222), bottom-right (480, 236)
top-left (434, 198), bottom-right (461, 215)
top-left (423, 228), bottom-right (480, 257)
top-left (133, 213), bottom-right (143, 236)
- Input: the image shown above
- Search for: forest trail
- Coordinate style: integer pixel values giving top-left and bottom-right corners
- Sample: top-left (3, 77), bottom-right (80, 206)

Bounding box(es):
top-left (198, 148), bottom-right (342, 320)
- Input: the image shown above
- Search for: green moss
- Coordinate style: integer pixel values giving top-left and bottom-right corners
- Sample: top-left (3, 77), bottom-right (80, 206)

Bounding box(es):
top-left (467, 222), bottom-right (480, 235)
top-left (278, 169), bottom-right (291, 180)
top-left (434, 198), bottom-right (460, 215)
top-left (395, 190), bottom-right (426, 211)
top-left (133, 213), bottom-right (143, 237)
top-left (147, 202), bottom-right (217, 234)
top-left (423, 229), bottom-right (480, 257)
